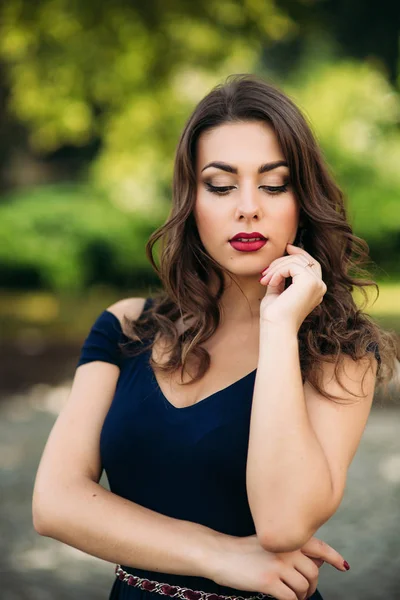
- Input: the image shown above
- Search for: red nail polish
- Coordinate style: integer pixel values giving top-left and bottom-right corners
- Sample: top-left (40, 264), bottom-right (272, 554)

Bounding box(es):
top-left (259, 270), bottom-right (266, 275)
top-left (343, 560), bottom-right (350, 571)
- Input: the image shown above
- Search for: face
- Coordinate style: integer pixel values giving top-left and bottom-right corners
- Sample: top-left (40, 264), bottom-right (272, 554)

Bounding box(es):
top-left (194, 120), bottom-right (300, 279)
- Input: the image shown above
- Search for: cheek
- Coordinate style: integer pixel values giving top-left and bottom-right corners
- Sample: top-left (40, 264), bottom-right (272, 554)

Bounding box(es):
top-left (274, 197), bottom-right (299, 231)
top-left (195, 186), bottom-right (228, 231)
top-left (194, 197), bottom-right (219, 242)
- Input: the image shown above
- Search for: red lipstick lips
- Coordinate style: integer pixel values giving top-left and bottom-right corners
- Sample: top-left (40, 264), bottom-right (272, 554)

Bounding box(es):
top-left (229, 232), bottom-right (267, 253)
top-left (230, 231), bottom-right (266, 241)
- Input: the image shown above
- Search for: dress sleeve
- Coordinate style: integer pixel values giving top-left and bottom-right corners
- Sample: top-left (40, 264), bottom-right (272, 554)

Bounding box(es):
top-left (76, 310), bottom-right (125, 369)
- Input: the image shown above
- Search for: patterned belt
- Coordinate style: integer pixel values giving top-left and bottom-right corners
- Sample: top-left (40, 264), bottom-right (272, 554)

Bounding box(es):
top-left (115, 565), bottom-right (275, 600)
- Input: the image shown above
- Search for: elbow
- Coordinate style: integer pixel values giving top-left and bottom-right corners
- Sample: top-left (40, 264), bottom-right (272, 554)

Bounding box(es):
top-left (32, 491), bottom-right (56, 537)
top-left (256, 498), bottom-right (338, 553)
top-left (259, 535), bottom-right (306, 554)
top-left (33, 514), bottom-right (49, 537)
top-left (258, 525), bottom-right (313, 554)
top-left (32, 506), bottom-right (51, 536)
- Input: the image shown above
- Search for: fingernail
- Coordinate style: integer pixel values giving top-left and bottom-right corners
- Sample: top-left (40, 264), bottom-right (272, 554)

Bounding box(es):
top-left (343, 560), bottom-right (350, 571)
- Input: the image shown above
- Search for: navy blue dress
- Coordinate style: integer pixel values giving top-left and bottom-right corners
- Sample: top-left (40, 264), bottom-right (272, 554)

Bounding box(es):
top-left (76, 297), bottom-right (328, 600)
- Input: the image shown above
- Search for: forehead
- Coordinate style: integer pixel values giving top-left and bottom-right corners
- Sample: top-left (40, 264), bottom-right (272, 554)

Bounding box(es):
top-left (196, 121), bottom-right (284, 169)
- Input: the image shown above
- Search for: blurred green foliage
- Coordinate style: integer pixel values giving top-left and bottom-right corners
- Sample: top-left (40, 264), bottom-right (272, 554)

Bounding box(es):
top-left (0, 0), bottom-right (289, 210)
top-left (0, 183), bottom-right (159, 291)
top-left (0, 0), bottom-right (399, 291)
top-left (285, 58), bottom-right (400, 275)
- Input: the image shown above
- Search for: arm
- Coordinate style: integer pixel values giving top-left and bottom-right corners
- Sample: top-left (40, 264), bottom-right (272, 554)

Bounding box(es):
top-left (246, 322), bottom-right (330, 553)
top-left (34, 457), bottom-right (222, 578)
top-left (33, 299), bottom-right (224, 578)
top-left (247, 256), bottom-right (377, 553)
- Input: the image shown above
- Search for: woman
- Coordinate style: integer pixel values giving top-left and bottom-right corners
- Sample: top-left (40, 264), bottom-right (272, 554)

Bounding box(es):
top-left (33, 74), bottom-right (398, 600)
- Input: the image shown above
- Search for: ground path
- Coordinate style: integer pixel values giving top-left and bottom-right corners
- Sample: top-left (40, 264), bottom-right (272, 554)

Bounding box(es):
top-left (1, 371), bottom-right (399, 599)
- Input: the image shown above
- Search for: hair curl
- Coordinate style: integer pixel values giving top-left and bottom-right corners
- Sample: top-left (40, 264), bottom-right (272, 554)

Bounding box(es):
top-left (121, 74), bottom-right (399, 404)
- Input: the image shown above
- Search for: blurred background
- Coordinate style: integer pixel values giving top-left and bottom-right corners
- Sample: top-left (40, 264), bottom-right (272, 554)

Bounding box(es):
top-left (0, 0), bottom-right (399, 598)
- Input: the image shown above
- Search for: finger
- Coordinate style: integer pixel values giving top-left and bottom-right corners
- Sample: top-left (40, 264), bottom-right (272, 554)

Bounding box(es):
top-left (260, 261), bottom-right (308, 295)
top-left (293, 554), bottom-right (320, 598)
top-left (280, 565), bottom-right (311, 600)
top-left (264, 579), bottom-right (298, 600)
top-left (261, 254), bottom-right (311, 275)
top-left (286, 244), bottom-right (322, 276)
top-left (301, 538), bottom-right (348, 572)
top-left (286, 243), bottom-right (314, 262)
top-left (262, 254), bottom-right (319, 278)
top-left (310, 558), bottom-right (324, 568)
top-left (264, 276), bottom-right (285, 298)
top-left (263, 261), bottom-right (318, 288)
top-left (306, 581), bottom-right (318, 599)
top-left (305, 578), bottom-right (318, 599)
top-left (261, 256), bottom-right (310, 281)
top-left (266, 256), bottom-right (324, 287)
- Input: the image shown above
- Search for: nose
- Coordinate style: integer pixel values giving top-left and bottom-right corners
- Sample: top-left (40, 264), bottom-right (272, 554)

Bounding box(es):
top-left (235, 183), bottom-right (262, 220)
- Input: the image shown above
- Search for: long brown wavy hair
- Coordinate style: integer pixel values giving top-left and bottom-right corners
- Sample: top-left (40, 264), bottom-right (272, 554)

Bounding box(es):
top-left (121, 74), bottom-right (399, 404)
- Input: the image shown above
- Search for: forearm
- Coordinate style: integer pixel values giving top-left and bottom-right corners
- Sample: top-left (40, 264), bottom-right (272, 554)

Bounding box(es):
top-left (33, 477), bottom-right (225, 578)
top-left (246, 322), bottom-right (334, 550)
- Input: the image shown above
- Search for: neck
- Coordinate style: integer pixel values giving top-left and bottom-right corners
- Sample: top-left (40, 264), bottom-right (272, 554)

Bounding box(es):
top-left (212, 274), bottom-right (263, 327)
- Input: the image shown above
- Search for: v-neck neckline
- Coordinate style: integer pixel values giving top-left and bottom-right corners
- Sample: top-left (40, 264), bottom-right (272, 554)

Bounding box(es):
top-left (104, 307), bottom-right (258, 412)
top-left (147, 356), bottom-right (257, 412)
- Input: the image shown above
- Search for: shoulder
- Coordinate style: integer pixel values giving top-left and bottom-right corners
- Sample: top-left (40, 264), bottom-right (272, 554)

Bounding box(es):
top-left (106, 297), bottom-right (147, 325)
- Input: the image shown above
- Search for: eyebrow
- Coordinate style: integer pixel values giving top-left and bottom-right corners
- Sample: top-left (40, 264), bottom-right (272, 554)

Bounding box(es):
top-left (201, 160), bottom-right (288, 174)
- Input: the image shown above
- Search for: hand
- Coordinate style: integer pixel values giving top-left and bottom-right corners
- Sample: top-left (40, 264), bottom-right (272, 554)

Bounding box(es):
top-left (210, 533), bottom-right (348, 600)
top-left (259, 244), bottom-right (327, 332)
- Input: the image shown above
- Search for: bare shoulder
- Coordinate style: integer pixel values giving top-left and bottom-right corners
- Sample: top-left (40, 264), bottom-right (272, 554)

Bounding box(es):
top-left (106, 297), bottom-right (147, 324)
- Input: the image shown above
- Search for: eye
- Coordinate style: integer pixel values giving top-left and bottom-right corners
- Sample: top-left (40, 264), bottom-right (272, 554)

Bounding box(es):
top-left (260, 183), bottom-right (289, 195)
top-left (205, 182), bottom-right (236, 195)
top-left (204, 181), bottom-right (290, 196)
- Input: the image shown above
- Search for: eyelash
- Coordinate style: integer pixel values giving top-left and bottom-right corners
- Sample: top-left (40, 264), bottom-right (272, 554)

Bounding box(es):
top-left (204, 182), bottom-right (289, 196)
